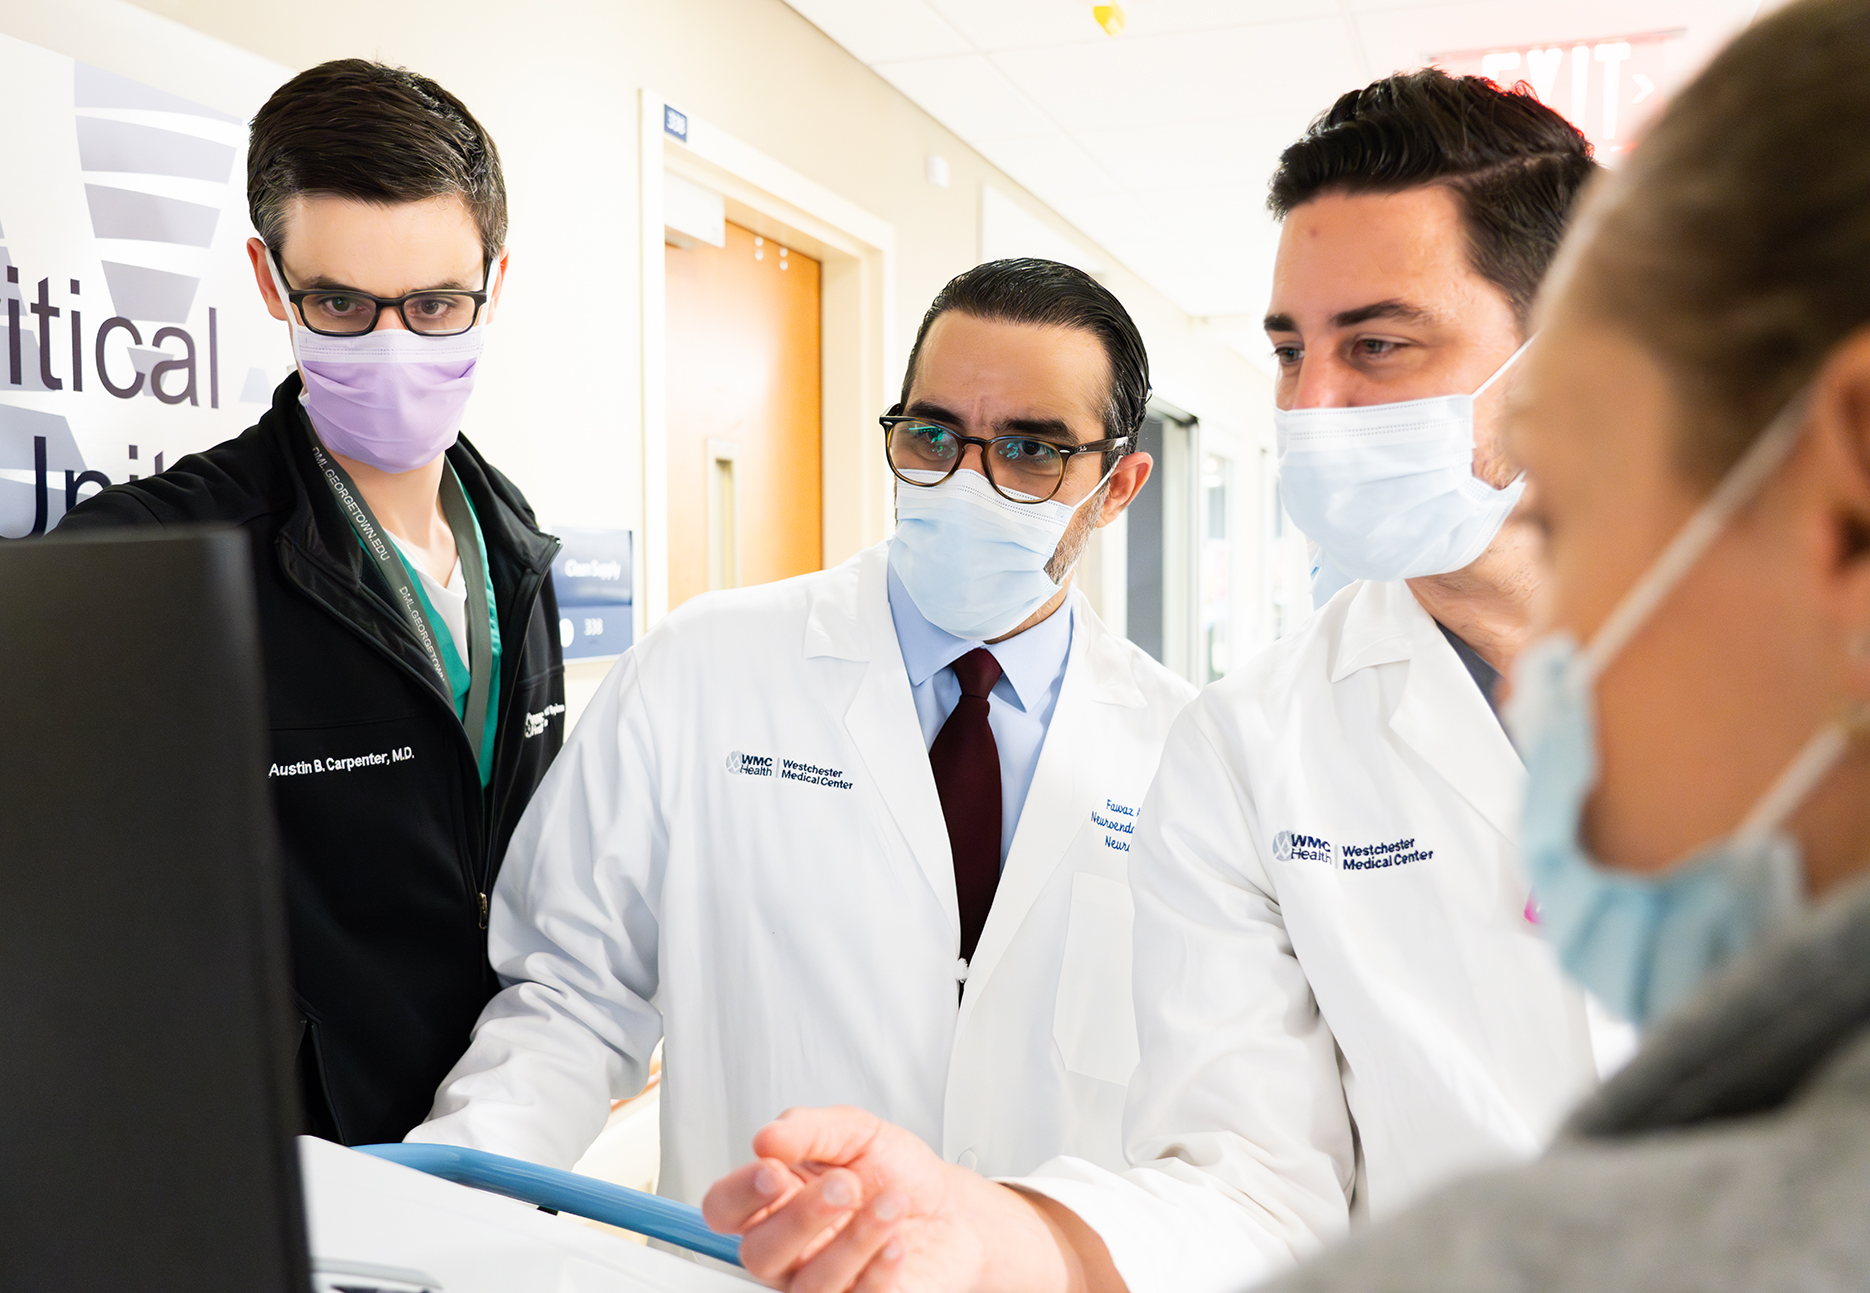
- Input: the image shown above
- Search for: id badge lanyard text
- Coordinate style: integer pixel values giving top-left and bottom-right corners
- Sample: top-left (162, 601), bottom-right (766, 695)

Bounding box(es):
top-left (311, 440), bottom-right (495, 771)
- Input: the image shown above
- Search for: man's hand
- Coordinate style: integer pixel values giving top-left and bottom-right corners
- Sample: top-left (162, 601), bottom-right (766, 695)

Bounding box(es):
top-left (702, 1106), bottom-right (1100, 1293)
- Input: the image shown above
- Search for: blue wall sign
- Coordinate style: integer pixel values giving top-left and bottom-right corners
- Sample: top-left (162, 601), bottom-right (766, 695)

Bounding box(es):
top-left (551, 527), bottom-right (633, 662)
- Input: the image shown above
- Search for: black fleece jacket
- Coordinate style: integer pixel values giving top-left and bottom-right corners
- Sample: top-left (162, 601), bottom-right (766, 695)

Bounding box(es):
top-left (59, 374), bottom-right (565, 1145)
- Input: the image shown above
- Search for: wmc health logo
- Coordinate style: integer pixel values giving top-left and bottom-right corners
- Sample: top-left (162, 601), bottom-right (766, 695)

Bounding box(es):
top-left (724, 751), bottom-right (773, 777)
top-left (723, 749), bottom-right (851, 789)
top-left (1272, 830), bottom-right (1335, 866)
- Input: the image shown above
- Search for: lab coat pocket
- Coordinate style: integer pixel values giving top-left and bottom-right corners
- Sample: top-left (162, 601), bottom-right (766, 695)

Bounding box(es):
top-left (1052, 873), bottom-right (1141, 1086)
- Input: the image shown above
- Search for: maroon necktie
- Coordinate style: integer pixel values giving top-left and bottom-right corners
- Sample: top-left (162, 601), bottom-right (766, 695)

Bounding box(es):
top-left (929, 647), bottom-right (1003, 963)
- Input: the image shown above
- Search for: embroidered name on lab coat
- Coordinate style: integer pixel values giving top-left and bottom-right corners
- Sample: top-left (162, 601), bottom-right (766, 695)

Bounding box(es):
top-left (1095, 798), bottom-right (1138, 851)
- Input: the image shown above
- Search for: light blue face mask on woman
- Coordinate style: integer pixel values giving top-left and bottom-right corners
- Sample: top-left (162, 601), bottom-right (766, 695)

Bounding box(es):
top-left (1506, 388), bottom-right (1850, 1027)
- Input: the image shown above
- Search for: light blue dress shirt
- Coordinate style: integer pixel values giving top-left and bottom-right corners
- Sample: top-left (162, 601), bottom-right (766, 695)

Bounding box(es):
top-left (886, 562), bottom-right (1073, 868)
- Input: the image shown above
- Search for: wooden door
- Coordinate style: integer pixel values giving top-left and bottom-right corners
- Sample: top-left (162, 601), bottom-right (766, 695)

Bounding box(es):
top-left (665, 221), bottom-right (822, 610)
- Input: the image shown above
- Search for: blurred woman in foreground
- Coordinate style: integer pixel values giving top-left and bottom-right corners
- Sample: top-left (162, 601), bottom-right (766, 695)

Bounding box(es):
top-left (705, 0), bottom-right (1870, 1287)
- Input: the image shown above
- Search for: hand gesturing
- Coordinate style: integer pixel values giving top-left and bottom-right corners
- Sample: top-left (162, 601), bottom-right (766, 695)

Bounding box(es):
top-left (702, 1105), bottom-right (1033, 1293)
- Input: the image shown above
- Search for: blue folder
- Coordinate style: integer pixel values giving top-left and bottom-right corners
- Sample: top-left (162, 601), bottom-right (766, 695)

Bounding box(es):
top-left (355, 1142), bottom-right (742, 1267)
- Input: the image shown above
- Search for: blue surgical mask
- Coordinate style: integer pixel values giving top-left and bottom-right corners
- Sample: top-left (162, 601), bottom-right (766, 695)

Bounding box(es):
top-left (1506, 389), bottom-right (1842, 1027)
top-left (1276, 341), bottom-right (1531, 606)
top-left (889, 466), bottom-right (1110, 641)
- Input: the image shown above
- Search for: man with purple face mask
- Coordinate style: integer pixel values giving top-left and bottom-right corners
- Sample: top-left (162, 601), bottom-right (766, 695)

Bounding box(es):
top-left (57, 59), bottom-right (566, 1147)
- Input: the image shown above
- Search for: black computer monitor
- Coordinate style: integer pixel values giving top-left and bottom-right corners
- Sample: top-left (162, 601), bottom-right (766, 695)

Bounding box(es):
top-left (0, 528), bottom-right (310, 1293)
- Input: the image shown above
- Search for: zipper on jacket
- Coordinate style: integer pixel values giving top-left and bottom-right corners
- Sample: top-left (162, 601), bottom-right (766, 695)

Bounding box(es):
top-left (281, 542), bottom-right (550, 929)
top-left (480, 562), bottom-right (552, 900)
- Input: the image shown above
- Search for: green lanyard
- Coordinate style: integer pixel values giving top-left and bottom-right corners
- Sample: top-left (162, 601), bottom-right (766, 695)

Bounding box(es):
top-left (311, 441), bottom-right (495, 773)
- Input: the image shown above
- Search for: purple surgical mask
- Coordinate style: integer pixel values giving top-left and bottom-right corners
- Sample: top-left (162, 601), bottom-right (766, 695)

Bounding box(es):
top-left (269, 253), bottom-right (494, 474)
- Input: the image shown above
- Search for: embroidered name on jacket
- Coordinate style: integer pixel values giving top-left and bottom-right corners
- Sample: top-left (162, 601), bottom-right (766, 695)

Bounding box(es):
top-left (524, 703), bottom-right (566, 738)
top-left (1341, 837), bottom-right (1435, 870)
top-left (269, 746), bottom-right (414, 777)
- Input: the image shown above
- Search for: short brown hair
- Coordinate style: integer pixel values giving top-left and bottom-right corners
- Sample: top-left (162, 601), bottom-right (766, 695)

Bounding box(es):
top-left (1567, 0), bottom-right (1870, 482)
top-left (1269, 69), bottom-right (1597, 326)
top-left (247, 59), bottom-right (506, 266)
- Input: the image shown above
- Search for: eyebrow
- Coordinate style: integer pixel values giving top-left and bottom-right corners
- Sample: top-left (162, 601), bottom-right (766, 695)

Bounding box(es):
top-left (903, 401), bottom-right (1081, 443)
top-left (1263, 299), bottom-right (1438, 334)
top-left (295, 274), bottom-right (481, 293)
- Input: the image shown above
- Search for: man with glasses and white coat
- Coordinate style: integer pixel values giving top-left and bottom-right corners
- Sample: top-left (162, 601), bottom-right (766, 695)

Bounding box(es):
top-left (408, 258), bottom-right (1197, 1203)
top-left (693, 71), bottom-right (1640, 1293)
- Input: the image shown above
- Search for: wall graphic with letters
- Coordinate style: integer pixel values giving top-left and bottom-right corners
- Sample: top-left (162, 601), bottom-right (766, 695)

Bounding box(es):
top-left (0, 32), bottom-right (288, 540)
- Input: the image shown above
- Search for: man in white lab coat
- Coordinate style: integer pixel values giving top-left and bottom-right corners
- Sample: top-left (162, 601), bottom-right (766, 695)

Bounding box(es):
top-left (701, 70), bottom-right (1635, 1293)
top-left (408, 258), bottom-right (1196, 1204)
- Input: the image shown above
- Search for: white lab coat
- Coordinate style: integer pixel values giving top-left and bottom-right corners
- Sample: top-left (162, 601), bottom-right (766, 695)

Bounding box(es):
top-left (411, 542), bottom-right (1196, 1204)
top-left (1016, 578), bottom-right (1630, 1293)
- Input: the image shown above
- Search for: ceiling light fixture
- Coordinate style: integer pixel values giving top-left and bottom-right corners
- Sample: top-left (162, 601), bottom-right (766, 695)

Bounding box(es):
top-left (1093, 3), bottom-right (1126, 36)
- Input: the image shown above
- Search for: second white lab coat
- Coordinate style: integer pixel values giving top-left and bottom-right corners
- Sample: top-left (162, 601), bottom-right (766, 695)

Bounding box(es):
top-left (410, 542), bottom-right (1195, 1203)
top-left (1018, 578), bottom-right (1630, 1293)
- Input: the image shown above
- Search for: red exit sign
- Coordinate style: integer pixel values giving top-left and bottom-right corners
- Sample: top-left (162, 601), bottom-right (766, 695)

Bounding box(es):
top-left (1433, 30), bottom-right (1688, 158)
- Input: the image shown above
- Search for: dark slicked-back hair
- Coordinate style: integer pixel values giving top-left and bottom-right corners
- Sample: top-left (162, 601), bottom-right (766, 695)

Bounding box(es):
top-left (248, 59), bottom-right (506, 265)
top-left (1268, 69), bottom-right (1596, 323)
top-left (901, 258), bottom-right (1150, 468)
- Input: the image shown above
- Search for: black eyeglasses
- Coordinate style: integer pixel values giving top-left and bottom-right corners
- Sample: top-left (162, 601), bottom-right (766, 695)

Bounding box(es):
top-left (880, 415), bottom-right (1134, 504)
top-left (278, 264), bottom-right (493, 338)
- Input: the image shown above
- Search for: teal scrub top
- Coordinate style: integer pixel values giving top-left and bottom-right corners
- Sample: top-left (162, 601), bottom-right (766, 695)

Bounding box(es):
top-left (389, 489), bottom-right (502, 787)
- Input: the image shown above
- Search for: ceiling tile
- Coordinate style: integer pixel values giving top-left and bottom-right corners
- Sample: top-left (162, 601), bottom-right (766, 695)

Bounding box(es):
top-left (785, 0), bottom-right (1781, 345)
top-left (1346, 0), bottom-right (1698, 17)
top-left (1128, 192), bottom-right (1279, 313)
top-left (974, 134), bottom-right (1124, 202)
top-left (1132, 181), bottom-right (1272, 231)
top-left (1075, 115), bottom-right (1314, 194)
top-left (981, 185), bottom-right (1108, 271)
top-left (927, 0), bottom-right (1350, 52)
top-left (988, 19), bottom-right (1362, 135)
top-left (1048, 190), bottom-right (1265, 317)
top-left (871, 53), bottom-right (1060, 140)
top-left (1121, 0), bottom-right (1345, 36)
top-left (1049, 190), bottom-right (1156, 254)
top-left (924, 0), bottom-right (1107, 53)
top-left (783, 0), bottom-right (972, 64)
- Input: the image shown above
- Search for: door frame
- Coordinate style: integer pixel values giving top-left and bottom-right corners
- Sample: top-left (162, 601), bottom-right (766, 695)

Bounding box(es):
top-left (638, 89), bottom-right (896, 632)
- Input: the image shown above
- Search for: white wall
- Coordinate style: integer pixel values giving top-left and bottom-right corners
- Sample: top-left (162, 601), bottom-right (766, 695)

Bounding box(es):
top-left (0, 0), bottom-right (1272, 637)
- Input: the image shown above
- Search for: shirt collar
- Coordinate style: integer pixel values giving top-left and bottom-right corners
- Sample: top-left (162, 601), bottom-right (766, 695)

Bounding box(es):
top-left (886, 562), bottom-right (1073, 713)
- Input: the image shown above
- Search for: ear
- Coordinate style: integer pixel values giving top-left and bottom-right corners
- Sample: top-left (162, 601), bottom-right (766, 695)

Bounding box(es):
top-left (483, 247), bottom-right (511, 324)
top-left (1809, 328), bottom-right (1870, 691)
top-left (1095, 451), bottom-right (1153, 527)
top-left (246, 237), bottom-right (289, 324)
